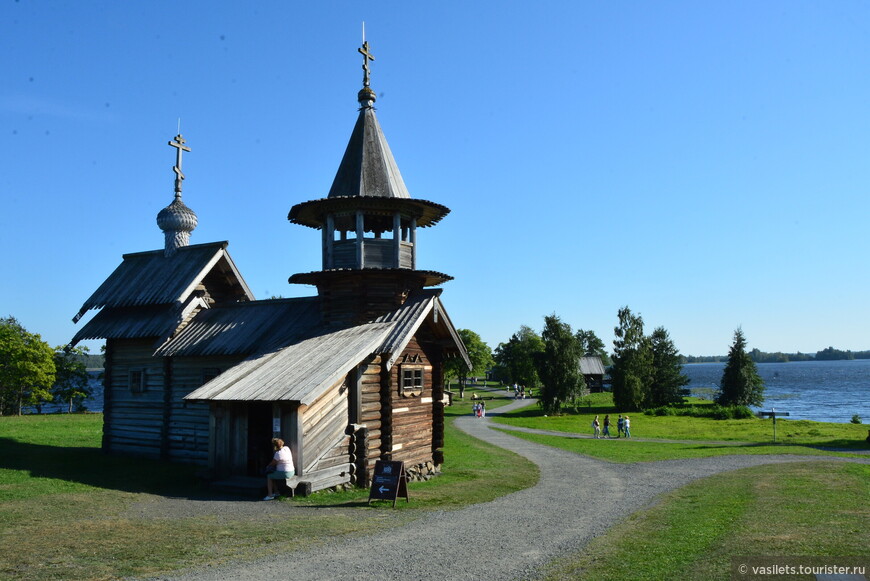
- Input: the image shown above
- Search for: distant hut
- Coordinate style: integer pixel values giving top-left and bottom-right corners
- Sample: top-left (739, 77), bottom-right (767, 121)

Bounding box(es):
top-left (580, 356), bottom-right (606, 393)
top-left (71, 41), bottom-right (469, 494)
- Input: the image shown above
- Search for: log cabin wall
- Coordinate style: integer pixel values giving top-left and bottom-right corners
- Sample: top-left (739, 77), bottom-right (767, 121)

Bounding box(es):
top-left (103, 338), bottom-right (169, 458)
top-left (299, 377), bottom-right (353, 491)
top-left (388, 337), bottom-right (436, 468)
top-left (359, 354), bottom-right (384, 482)
top-left (167, 354), bottom-right (242, 465)
top-left (317, 272), bottom-right (421, 326)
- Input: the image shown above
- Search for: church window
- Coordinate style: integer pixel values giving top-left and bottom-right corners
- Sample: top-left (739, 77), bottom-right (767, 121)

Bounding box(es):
top-left (401, 367), bottom-right (424, 398)
top-left (129, 369), bottom-right (146, 394)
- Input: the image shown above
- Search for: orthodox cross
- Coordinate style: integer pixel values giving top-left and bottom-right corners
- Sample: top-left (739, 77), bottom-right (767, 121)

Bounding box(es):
top-left (168, 134), bottom-right (191, 195)
top-left (358, 40), bottom-right (375, 88)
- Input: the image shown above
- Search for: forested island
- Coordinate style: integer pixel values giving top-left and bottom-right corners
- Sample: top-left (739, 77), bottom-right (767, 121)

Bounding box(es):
top-left (683, 346), bottom-right (867, 364)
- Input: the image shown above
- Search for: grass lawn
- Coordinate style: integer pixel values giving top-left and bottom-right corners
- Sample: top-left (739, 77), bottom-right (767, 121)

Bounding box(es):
top-left (493, 392), bottom-right (869, 449)
top-left (0, 398), bottom-right (537, 581)
top-left (541, 461), bottom-right (870, 581)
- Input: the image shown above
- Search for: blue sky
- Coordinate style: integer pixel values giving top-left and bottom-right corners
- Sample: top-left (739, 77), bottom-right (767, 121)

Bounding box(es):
top-left (2, 1), bottom-right (868, 356)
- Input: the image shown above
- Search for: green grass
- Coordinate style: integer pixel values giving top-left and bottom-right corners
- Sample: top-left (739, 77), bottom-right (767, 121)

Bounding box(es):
top-left (541, 462), bottom-right (870, 581)
top-left (497, 429), bottom-right (865, 462)
top-left (493, 392), bottom-right (869, 448)
top-left (0, 410), bottom-right (537, 580)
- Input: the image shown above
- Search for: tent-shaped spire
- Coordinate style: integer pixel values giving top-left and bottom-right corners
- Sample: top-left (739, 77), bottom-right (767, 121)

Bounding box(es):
top-left (326, 41), bottom-right (409, 200)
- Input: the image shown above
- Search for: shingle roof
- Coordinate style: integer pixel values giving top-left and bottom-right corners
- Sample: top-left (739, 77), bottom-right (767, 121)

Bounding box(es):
top-left (183, 322), bottom-right (394, 404)
top-left (155, 297), bottom-right (321, 357)
top-left (184, 290), bottom-right (469, 404)
top-left (72, 242), bottom-right (253, 322)
top-left (580, 356), bottom-right (606, 375)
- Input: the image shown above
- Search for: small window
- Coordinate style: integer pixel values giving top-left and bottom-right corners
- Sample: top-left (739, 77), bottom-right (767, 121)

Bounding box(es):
top-left (129, 369), bottom-right (145, 394)
top-left (401, 367), bottom-right (424, 398)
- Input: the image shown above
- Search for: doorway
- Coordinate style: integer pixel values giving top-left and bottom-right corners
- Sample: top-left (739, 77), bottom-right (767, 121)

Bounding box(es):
top-left (247, 402), bottom-right (273, 477)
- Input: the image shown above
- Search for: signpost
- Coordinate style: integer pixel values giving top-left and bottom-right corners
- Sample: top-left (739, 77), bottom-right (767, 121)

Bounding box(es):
top-left (368, 460), bottom-right (409, 506)
top-left (759, 409), bottom-right (790, 442)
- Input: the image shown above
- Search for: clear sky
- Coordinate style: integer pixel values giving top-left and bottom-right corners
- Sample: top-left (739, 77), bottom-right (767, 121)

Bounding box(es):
top-left (2, 1), bottom-right (868, 357)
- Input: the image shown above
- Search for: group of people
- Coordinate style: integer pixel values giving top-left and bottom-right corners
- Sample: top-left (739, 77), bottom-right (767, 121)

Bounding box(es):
top-left (591, 414), bottom-right (631, 439)
top-left (472, 400), bottom-right (486, 418)
top-left (509, 383), bottom-right (529, 399)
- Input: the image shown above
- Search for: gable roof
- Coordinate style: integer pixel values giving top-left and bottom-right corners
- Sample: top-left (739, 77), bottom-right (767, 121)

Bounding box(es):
top-left (72, 241), bottom-right (253, 323)
top-left (183, 322), bottom-right (393, 404)
top-left (184, 289), bottom-right (469, 405)
top-left (580, 356), bottom-right (606, 375)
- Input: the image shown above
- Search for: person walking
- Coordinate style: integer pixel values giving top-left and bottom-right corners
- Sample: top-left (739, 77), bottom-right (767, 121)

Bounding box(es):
top-left (623, 415), bottom-right (632, 438)
top-left (602, 414), bottom-right (611, 438)
top-left (592, 415), bottom-right (600, 439)
top-left (617, 414), bottom-right (625, 438)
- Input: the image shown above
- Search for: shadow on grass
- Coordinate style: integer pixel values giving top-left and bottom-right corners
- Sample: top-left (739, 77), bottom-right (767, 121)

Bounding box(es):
top-left (0, 437), bottom-right (217, 499)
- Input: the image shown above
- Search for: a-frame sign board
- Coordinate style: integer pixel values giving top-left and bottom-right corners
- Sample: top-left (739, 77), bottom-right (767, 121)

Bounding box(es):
top-left (368, 460), bottom-right (409, 507)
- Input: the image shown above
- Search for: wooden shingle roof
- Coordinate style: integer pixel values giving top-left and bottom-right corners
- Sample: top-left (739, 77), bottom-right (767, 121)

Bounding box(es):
top-left (184, 289), bottom-right (469, 404)
top-left (72, 242), bottom-right (253, 323)
top-left (155, 297), bottom-right (321, 357)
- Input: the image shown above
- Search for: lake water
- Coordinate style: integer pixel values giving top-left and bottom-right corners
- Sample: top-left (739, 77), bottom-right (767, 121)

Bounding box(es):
top-left (682, 359), bottom-right (870, 424)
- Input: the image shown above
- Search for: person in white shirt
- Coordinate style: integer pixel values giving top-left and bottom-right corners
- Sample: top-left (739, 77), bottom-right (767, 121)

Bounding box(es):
top-left (264, 437), bottom-right (295, 500)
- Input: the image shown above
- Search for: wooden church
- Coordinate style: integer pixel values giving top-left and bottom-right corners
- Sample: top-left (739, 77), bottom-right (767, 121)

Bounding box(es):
top-left (70, 41), bottom-right (469, 494)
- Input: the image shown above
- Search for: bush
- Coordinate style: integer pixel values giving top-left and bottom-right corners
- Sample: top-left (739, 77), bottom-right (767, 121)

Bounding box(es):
top-left (851, 414), bottom-right (862, 424)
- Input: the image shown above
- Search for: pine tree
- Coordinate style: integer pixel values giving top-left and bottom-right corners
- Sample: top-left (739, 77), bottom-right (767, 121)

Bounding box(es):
top-left (610, 307), bottom-right (652, 412)
top-left (536, 314), bottom-right (585, 415)
top-left (717, 328), bottom-right (765, 407)
top-left (647, 326), bottom-right (689, 408)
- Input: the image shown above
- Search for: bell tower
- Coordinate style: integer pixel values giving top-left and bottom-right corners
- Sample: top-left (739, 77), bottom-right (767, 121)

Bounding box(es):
top-left (288, 40), bottom-right (452, 325)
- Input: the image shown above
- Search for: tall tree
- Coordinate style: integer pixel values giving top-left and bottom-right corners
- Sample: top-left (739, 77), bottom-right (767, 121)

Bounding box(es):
top-left (610, 307), bottom-right (652, 412)
top-left (493, 325), bottom-right (544, 390)
top-left (444, 329), bottom-right (494, 398)
top-left (647, 326), bottom-right (689, 408)
top-left (0, 317), bottom-right (56, 415)
top-left (717, 328), bottom-right (765, 406)
top-left (536, 315), bottom-right (585, 414)
top-left (52, 345), bottom-right (92, 413)
top-left (575, 329), bottom-right (612, 366)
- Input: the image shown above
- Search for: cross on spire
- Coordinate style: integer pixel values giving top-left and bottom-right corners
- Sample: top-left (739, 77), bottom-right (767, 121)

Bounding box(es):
top-left (168, 134), bottom-right (191, 196)
top-left (358, 40), bottom-right (375, 88)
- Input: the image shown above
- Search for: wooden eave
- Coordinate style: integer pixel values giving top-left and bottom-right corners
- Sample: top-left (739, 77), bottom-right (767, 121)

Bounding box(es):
top-left (288, 196), bottom-right (449, 230)
top-left (289, 268), bottom-right (452, 288)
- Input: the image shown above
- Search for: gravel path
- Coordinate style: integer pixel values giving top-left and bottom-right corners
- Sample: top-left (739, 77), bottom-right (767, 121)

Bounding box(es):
top-left (147, 399), bottom-right (868, 581)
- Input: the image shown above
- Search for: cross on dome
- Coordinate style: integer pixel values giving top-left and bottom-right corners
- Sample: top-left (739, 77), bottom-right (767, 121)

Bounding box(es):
top-left (168, 134), bottom-right (191, 196)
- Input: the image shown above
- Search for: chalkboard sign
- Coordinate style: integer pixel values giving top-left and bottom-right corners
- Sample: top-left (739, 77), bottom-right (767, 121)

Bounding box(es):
top-left (368, 460), bottom-right (409, 506)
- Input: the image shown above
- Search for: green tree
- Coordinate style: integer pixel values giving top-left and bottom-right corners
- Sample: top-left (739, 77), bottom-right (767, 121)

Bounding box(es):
top-left (575, 329), bottom-right (612, 366)
top-left (494, 325), bottom-right (544, 390)
top-left (0, 317), bottom-right (56, 415)
top-left (717, 328), bottom-right (765, 407)
top-left (52, 345), bottom-right (92, 413)
top-left (647, 326), bottom-right (689, 408)
top-left (536, 315), bottom-right (586, 414)
top-left (444, 329), bottom-right (494, 398)
top-left (610, 307), bottom-right (652, 412)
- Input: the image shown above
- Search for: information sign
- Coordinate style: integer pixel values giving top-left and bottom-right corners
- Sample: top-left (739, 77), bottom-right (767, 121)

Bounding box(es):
top-left (368, 460), bottom-right (409, 506)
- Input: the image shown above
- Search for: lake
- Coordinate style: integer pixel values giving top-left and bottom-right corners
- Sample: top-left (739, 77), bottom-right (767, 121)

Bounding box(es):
top-left (682, 359), bottom-right (870, 424)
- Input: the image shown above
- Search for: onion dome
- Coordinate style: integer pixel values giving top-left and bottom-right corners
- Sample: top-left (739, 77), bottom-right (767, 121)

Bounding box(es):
top-left (158, 134), bottom-right (197, 256)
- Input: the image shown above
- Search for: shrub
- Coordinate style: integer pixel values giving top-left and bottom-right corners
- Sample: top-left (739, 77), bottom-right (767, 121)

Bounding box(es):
top-left (851, 414), bottom-right (862, 424)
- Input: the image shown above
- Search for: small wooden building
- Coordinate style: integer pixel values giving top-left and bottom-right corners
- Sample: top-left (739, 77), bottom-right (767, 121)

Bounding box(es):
top-left (580, 356), bottom-right (606, 393)
top-left (71, 43), bottom-right (469, 493)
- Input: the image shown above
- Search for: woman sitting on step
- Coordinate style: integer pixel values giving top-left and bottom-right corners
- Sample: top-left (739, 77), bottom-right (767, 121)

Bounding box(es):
top-left (263, 438), bottom-right (295, 501)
